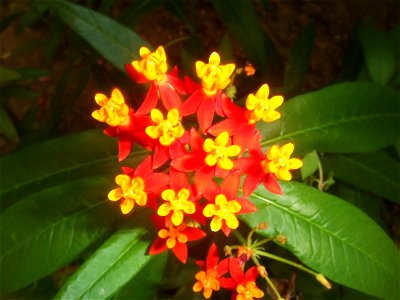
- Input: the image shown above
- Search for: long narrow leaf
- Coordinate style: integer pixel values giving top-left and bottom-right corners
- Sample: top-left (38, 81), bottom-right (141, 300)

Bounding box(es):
top-left (45, 0), bottom-right (151, 70)
top-left (0, 129), bottom-right (147, 212)
top-left (322, 152), bottom-right (400, 203)
top-left (0, 176), bottom-right (118, 294)
top-left (242, 182), bottom-right (399, 299)
top-left (259, 82), bottom-right (399, 154)
top-left (56, 214), bottom-right (155, 299)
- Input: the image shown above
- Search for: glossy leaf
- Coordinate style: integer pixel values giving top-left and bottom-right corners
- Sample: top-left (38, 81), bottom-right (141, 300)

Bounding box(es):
top-left (300, 150), bottom-right (320, 180)
top-left (211, 0), bottom-right (281, 80)
top-left (358, 24), bottom-right (396, 84)
top-left (259, 82), bottom-right (399, 154)
top-left (45, 0), bottom-right (151, 71)
top-left (0, 129), bottom-right (148, 212)
top-left (56, 215), bottom-right (155, 299)
top-left (0, 176), bottom-right (118, 294)
top-left (321, 152), bottom-right (400, 203)
top-left (284, 20), bottom-right (315, 96)
top-left (0, 107), bottom-right (18, 140)
top-left (242, 182), bottom-right (399, 299)
top-left (112, 252), bottom-right (167, 300)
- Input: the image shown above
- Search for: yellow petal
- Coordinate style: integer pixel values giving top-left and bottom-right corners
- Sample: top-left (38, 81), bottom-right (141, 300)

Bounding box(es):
top-left (245, 94), bottom-right (258, 110)
top-left (209, 52), bottom-right (221, 66)
top-left (115, 174), bottom-right (130, 186)
top-left (167, 108), bottom-right (180, 124)
top-left (289, 158), bottom-right (303, 169)
top-left (157, 203), bottom-right (171, 216)
top-left (225, 214), bottom-right (239, 229)
top-left (215, 131), bottom-right (229, 146)
top-left (210, 217), bottom-right (222, 232)
top-left (158, 228), bottom-right (169, 238)
top-left (278, 168), bottom-right (292, 181)
top-left (205, 154), bottom-right (218, 167)
top-left (94, 93), bottom-right (107, 106)
top-left (166, 237), bottom-right (176, 248)
top-left (120, 198), bottom-right (134, 214)
top-left (150, 109), bottom-right (164, 123)
top-left (256, 84), bottom-right (269, 99)
top-left (226, 145), bottom-right (241, 156)
top-left (203, 204), bottom-right (217, 217)
top-left (282, 143), bottom-right (294, 156)
top-left (161, 189), bottom-right (175, 201)
top-left (171, 210), bottom-right (184, 226)
top-left (215, 194), bottom-right (227, 206)
top-left (139, 47), bottom-right (151, 57)
top-left (203, 139), bottom-right (215, 152)
top-left (228, 200), bottom-right (241, 213)
top-left (217, 157), bottom-right (233, 170)
top-left (108, 188), bottom-right (122, 201)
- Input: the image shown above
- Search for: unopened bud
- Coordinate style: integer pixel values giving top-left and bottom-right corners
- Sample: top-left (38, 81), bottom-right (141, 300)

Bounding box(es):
top-left (256, 222), bottom-right (268, 230)
top-left (224, 246), bottom-right (232, 256)
top-left (275, 235), bottom-right (287, 245)
top-left (316, 274), bottom-right (332, 289)
top-left (257, 265), bottom-right (268, 278)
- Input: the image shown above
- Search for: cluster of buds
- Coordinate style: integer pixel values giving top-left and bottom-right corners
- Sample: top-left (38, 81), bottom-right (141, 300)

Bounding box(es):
top-left (92, 45), bottom-right (303, 298)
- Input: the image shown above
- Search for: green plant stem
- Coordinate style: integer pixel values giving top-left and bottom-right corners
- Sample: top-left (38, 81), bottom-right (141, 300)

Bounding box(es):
top-left (256, 250), bottom-right (319, 277)
top-left (251, 237), bottom-right (273, 248)
top-left (232, 230), bottom-right (246, 245)
top-left (318, 160), bottom-right (324, 191)
top-left (251, 256), bottom-right (283, 300)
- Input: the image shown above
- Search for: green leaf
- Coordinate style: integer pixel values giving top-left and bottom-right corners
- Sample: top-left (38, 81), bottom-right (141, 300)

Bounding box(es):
top-left (358, 24), bottom-right (396, 85)
top-left (45, 0), bottom-right (151, 71)
top-left (0, 107), bottom-right (18, 140)
top-left (56, 215), bottom-right (155, 299)
top-left (112, 252), bottom-right (167, 299)
top-left (211, 0), bottom-right (282, 80)
top-left (0, 129), bottom-right (148, 212)
top-left (242, 182), bottom-right (399, 299)
top-left (0, 66), bottom-right (21, 84)
top-left (301, 150), bottom-right (320, 180)
top-left (284, 20), bottom-right (315, 96)
top-left (259, 82), bottom-right (399, 154)
top-left (321, 152), bottom-right (400, 203)
top-left (0, 176), bottom-right (118, 294)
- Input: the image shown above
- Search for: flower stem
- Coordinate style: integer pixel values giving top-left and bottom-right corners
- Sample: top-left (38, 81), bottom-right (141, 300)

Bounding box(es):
top-left (251, 255), bottom-right (283, 300)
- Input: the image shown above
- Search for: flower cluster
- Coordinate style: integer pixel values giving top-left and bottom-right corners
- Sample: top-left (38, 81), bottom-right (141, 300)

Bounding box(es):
top-left (92, 46), bottom-right (303, 298)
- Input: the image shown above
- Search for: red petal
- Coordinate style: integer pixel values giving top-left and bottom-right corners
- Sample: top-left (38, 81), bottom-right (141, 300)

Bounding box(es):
top-left (198, 96), bottom-right (215, 132)
top-left (172, 242), bottom-right (188, 263)
top-left (153, 145), bottom-right (170, 169)
top-left (248, 131), bottom-right (264, 158)
top-left (145, 173), bottom-right (169, 192)
top-left (234, 158), bottom-right (260, 175)
top-left (194, 165), bottom-right (215, 195)
top-left (221, 171), bottom-right (240, 200)
top-left (206, 243), bottom-right (219, 270)
top-left (125, 64), bottom-right (147, 83)
top-left (103, 126), bottom-right (117, 136)
top-left (202, 180), bottom-right (220, 202)
top-left (214, 91), bottom-right (225, 116)
top-left (135, 155), bottom-right (153, 178)
top-left (117, 133), bottom-right (133, 162)
top-left (196, 260), bottom-right (205, 269)
top-left (171, 153), bottom-right (204, 172)
top-left (216, 258), bottom-right (229, 276)
top-left (159, 83), bottom-right (181, 110)
top-left (233, 124), bottom-right (256, 156)
top-left (229, 258), bottom-right (245, 283)
top-left (149, 238), bottom-right (167, 255)
top-left (169, 140), bottom-right (187, 159)
top-left (169, 169), bottom-right (188, 190)
top-left (183, 76), bottom-right (201, 94)
top-left (189, 128), bottom-right (204, 151)
top-left (221, 95), bottom-right (246, 120)
top-left (245, 266), bottom-right (259, 282)
top-left (243, 173), bottom-right (264, 197)
top-left (166, 73), bottom-right (187, 95)
top-left (219, 277), bottom-right (236, 290)
top-left (264, 174), bottom-right (283, 195)
top-left (221, 223), bottom-right (231, 237)
top-left (236, 198), bottom-right (257, 213)
top-left (207, 118), bottom-right (239, 137)
top-left (121, 166), bottom-right (134, 176)
top-left (137, 83), bottom-right (158, 114)
top-left (180, 89), bottom-right (202, 116)
top-left (185, 227), bottom-right (206, 241)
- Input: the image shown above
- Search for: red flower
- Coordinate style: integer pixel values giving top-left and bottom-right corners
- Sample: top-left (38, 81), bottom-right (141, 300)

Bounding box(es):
top-left (193, 243), bottom-right (230, 299)
top-left (149, 216), bottom-right (206, 263)
top-left (202, 172), bottom-right (257, 236)
top-left (226, 258), bottom-right (264, 300)
top-left (107, 155), bottom-right (169, 214)
top-left (125, 46), bottom-right (186, 113)
top-left (235, 132), bottom-right (283, 197)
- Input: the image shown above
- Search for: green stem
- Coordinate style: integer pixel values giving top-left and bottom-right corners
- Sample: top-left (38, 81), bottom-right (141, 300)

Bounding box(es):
top-left (252, 256), bottom-right (283, 300)
top-left (232, 230), bottom-right (246, 245)
top-left (256, 250), bottom-right (319, 277)
top-left (252, 237), bottom-right (274, 248)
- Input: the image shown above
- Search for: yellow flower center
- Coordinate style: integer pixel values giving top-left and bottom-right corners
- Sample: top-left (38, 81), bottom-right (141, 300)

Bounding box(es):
top-left (145, 108), bottom-right (185, 146)
top-left (131, 46), bottom-right (168, 82)
top-left (92, 88), bottom-right (130, 127)
top-left (203, 131), bottom-right (240, 170)
top-left (236, 281), bottom-right (264, 300)
top-left (203, 194), bottom-right (241, 232)
top-left (157, 188), bottom-right (195, 226)
top-left (193, 269), bottom-right (220, 299)
top-left (108, 175), bottom-right (147, 214)
top-left (261, 143), bottom-right (303, 181)
top-left (195, 52), bottom-right (235, 96)
top-left (158, 223), bottom-right (188, 248)
top-left (245, 84), bottom-right (283, 124)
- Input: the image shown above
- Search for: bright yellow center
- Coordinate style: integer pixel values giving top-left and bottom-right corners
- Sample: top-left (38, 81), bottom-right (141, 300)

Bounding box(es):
top-left (131, 46), bottom-right (168, 82)
top-left (158, 223), bottom-right (188, 248)
top-left (245, 84), bottom-right (283, 124)
top-left (236, 281), bottom-right (264, 300)
top-left (92, 88), bottom-right (130, 127)
top-left (203, 131), bottom-right (240, 170)
top-left (157, 188), bottom-right (195, 226)
top-left (108, 175), bottom-right (147, 214)
top-left (145, 108), bottom-right (185, 146)
top-left (261, 143), bottom-right (303, 181)
top-left (193, 269), bottom-right (220, 299)
top-left (203, 194), bottom-right (241, 232)
top-left (195, 52), bottom-right (235, 96)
